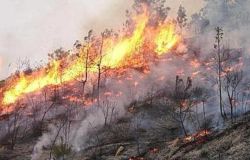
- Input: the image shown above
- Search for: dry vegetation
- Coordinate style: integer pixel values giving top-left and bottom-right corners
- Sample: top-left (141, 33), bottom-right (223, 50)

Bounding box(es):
top-left (1, 0), bottom-right (250, 160)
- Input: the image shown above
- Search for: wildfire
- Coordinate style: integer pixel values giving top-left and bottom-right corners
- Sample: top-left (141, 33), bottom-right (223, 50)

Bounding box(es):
top-left (190, 59), bottom-right (201, 68)
top-left (154, 22), bottom-right (180, 55)
top-left (129, 157), bottom-right (145, 160)
top-left (101, 13), bottom-right (148, 68)
top-left (1, 7), bottom-right (181, 106)
top-left (184, 130), bottom-right (210, 143)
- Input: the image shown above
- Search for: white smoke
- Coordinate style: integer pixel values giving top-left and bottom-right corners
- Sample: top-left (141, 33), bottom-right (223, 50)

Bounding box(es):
top-left (0, 0), bottom-right (132, 79)
top-left (29, 0), bottom-right (250, 159)
top-left (0, 56), bottom-right (3, 75)
top-left (190, 0), bottom-right (250, 55)
top-left (32, 125), bottom-right (58, 160)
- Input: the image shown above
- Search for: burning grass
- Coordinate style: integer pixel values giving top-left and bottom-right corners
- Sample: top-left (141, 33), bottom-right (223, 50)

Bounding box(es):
top-left (183, 130), bottom-right (211, 144)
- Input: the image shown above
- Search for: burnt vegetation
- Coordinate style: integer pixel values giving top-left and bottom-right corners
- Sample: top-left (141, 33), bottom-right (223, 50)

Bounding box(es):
top-left (1, 0), bottom-right (250, 160)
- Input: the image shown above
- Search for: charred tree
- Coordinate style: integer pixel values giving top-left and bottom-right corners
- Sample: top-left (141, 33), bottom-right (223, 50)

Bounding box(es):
top-left (97, 32), bottom-right (104, 107)
top-left (214, 27), bottom-right (226, 118)
top-left (81, 30), bottom-right (93, 96)
top-left (224, 69), bottom-right (243, 122)
top-left (168, 76), bottom-right (193, 136)
top-left (6, 102), bottom-right (24, 150)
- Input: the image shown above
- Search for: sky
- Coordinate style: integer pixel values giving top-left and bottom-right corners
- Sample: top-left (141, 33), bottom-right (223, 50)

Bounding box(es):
top-left (0, 0), bottom-right (205, 79)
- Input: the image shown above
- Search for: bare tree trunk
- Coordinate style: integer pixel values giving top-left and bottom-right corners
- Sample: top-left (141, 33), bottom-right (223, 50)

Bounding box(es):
top-left (81, 31), bottom-right (92, 96)
top-left (202, 101), bottom-right (207, 130)
top-left (180, 119), bottom-right (187, 136)
top-left (41, 102), bottom-right (55, 123)
top-left (97, 35), bottom-right (104, 107)
top-left (82, 47), bottom-right (89, 96)
top-left (49, 120), bottom-right (67, 159)
top-left (229, 92), bottom-right (234, 122)
top-left (215, 27), bottom-right (226, 119)
top-left (7, 104), bottom-right (22, 150)
top-left (179, 106), bottom-right (187, 136)
top-left (195, 104), bottom-right (201, 129)
top-left (104, 106), bottom-right (109, 126)
top-left (109, 107), bottom-right (115, 123)
top-left (10, 113), bottom-right (19, 150)
top-left (218, 38), bottom-right (224, 118)
top-left (136, 118), bottom-right (140, 156)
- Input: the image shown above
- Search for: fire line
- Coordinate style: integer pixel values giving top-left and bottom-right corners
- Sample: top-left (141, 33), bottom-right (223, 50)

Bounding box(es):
top-left (1, 8), bottom-right (181, 106)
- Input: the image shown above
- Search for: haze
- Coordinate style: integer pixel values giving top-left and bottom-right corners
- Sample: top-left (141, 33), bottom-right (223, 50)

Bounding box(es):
top-left (0, 0), bottom-right (204, 79)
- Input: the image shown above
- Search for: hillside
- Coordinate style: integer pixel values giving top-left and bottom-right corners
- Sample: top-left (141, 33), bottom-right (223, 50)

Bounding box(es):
top-left (1, 0), bottom-right (250, 160)
top-left (0, 104), bottom-right (250, 160)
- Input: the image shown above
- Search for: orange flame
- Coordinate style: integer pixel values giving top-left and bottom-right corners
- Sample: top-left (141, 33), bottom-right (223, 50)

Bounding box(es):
top-left (1, 8), bottom-right (181, 106)
top-left (184, 130), bottom-right (210, 143)
top-left (154, 22), bottom-right (180, 55)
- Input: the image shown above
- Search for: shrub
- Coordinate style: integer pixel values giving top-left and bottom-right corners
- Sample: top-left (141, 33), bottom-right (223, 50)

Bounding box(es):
top-left (52, 143), bottom-right (72, 159)
top-left (200, 148), bottom-right (209, 158)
